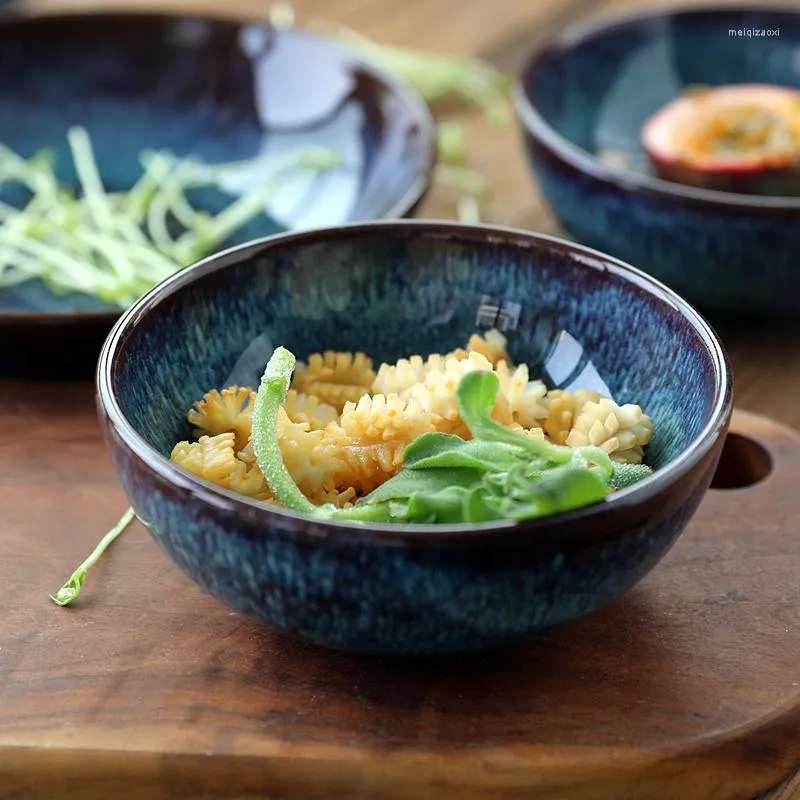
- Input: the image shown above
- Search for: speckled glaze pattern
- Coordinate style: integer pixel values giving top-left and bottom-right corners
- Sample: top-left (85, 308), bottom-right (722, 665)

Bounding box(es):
top-left (0, 12), bottom-right (434, 377)
top-left (97, 221), bottom-right (732, 656)
top-left (516, 6), bottom-right (800, 316)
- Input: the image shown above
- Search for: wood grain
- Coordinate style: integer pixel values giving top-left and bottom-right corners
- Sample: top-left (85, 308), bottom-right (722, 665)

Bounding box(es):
top-left (3, 0), bottom-right (800, 797)
top-left (21, 0), bottom-right (604, 55)
top-left (2, 385), bottom-right (800, 800)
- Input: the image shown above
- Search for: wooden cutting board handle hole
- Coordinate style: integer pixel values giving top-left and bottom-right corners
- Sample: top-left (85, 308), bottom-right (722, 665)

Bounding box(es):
top-left (710, 431), bottom-right (773, 491)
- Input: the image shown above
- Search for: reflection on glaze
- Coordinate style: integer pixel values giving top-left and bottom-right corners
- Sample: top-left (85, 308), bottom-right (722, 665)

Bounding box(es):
top-left (215, 102), bottom-right (364, 230)
top-left (593, 36), bottom-right (678, 173)
top-left (239, 25), bottom-right (355, 128)
top-left (542, 330), bottom-right (614, 399)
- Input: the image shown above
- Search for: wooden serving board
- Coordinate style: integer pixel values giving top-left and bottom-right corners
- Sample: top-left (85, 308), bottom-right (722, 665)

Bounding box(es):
top-left (2, 383), bottom-right (800, 800)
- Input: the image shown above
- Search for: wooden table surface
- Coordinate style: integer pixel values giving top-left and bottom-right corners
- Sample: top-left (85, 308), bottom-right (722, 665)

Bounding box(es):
top-left (3, 0), bottom-right (800, 798)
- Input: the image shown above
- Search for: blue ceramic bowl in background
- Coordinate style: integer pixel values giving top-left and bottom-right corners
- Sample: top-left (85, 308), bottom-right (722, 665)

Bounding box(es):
top-left (96, 220), bottom-right (732, 657)
top-left (514, 4), bottom-right (800, 317)
top-left (0, 11), bottom-right (434, 377)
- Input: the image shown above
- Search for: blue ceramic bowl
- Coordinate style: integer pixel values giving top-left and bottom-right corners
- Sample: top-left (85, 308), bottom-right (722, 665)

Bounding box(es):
top-left (0, 11), bottom-right (434, 377)
top-left (96, 220), bottom-right (732, 656)
top-left (514, 4), bottom-right (800, 317)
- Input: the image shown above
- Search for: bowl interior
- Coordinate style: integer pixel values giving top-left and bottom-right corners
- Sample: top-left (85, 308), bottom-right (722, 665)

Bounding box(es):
top-left (109, 224), bottom-right (722, 482)
top-left (0, 13), bottom-right (432, 314)
top-left (524, 6), bottom-right (800, 178)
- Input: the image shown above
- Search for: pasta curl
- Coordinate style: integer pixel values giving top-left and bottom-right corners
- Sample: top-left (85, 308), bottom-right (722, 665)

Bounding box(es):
top-left (508, 422), bottom-right (546, 439)
top-left (410, 352), bottom-right (495, 423)
top-left (274, 408), bottom-right (346, 497)
top-left (292, 351), bottom-right (376, 412)
top-left (171, 432), bottom-right (237, 487)
top-left (237, 412), bottom-right (348, 501)
top-left (187, 387), bottom-right (255, 450)
top-left (495, 362), bottom-right (548, 428)
top-left (373, 329), bottom-right (510, 399)
top-left (543, 389), bottom-right (602, 445)
top-left (335, 441), bottom-right (407, 495)
top-left (466, 329), bottom-right (511, 367)
top-left (282, 389), bottom-right (339, 429)
top-left (229, 459), bottom-right (273, 501)
top-left (313, 486), bottom-right (358, 509)
top-left (566, 398), bottom-right (653, 463)
top-left (339, 392), bottom-right (436, 444)
top-left (372, 354), bottom-right (445, 399)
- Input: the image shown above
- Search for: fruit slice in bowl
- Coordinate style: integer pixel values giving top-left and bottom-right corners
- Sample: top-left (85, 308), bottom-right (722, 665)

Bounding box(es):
top-left (641, 83), bottom-right (800, 195)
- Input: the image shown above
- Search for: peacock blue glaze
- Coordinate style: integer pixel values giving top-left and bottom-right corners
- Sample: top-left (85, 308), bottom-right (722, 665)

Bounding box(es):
top-left (515, 5), bottom-right (800, 316)
top-left (97, 221), bottom-right (732, 656)
top-left (0, 11), bottom-right (434, 376)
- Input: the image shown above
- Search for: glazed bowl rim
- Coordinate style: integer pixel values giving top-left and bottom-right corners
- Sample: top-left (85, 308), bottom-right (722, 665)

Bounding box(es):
top-left (513, 2), bottom-right (800, 211)
top-left (0, 9), bottom-right (436, 324)
top-left (96, 219), bottom-right (732, 544)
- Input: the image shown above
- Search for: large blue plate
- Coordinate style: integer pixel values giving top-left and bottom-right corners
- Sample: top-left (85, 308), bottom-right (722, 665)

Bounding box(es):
top-left (0, 11), bottom-right (435, 376)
